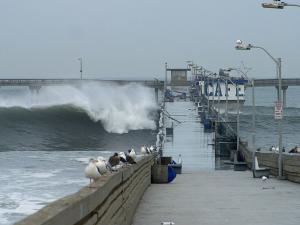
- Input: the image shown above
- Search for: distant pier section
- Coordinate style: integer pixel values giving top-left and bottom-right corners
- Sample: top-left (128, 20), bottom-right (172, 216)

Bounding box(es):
top-left (0, 78), bottom-right (164, 102)
top-left (248, 78), bottom-right (300, 107)
top-left (248, 78), bottom-right (300, 87)
top-left (0, 78), bottom-right (164, 89)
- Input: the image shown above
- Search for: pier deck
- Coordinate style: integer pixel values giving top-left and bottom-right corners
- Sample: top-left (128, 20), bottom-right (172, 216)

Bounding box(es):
top-left (133, 171), bottom-right (300, 225)
top-left (133, 100), bottom-right (300, 225)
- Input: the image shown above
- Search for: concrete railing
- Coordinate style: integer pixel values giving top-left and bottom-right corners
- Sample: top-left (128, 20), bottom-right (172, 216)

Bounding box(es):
top-left (240, 143), bottom-right (300, 183)
top-left (15, 155), bottom-right (154, 225)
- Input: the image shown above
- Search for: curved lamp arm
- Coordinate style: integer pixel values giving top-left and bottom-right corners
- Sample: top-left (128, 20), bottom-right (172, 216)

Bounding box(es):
top-left (286, 3), bottom-right (300, 7)
top-left (249, 45), bottom-right (279, 66)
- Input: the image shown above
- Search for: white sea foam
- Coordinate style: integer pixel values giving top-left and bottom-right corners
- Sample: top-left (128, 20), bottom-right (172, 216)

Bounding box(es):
top-left (30, 172), bottom-right (56, 179)
top-left (74, 157), bottom-right (91, 164)
top-left (0, 82), bottom-right (158, 133)
top-left (0, 193), bottom-right (50, 225)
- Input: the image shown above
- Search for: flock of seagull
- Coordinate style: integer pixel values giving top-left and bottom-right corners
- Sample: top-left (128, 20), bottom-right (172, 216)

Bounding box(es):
top-left (268, 145), bottom-right (300, 153)
top-left (84, 145), bottom-right (156, 186)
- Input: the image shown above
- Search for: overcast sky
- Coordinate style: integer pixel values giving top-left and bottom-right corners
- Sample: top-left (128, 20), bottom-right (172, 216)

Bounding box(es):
top-left (0, 0), bottom-right (299, 79)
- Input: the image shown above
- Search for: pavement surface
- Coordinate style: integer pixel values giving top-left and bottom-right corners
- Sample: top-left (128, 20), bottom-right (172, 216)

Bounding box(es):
top-left (133, 100), bottom-right (300, 225)
top-left (133, 171), bottom-right (300, 225)
top-left (163, 101), bottom-right (216, 172)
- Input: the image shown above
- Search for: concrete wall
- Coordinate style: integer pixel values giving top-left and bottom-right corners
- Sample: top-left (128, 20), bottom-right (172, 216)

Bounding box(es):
top-left (240, 143), bottom-right (300, 183)
top-left (15, 156), bottom-right (154, 225)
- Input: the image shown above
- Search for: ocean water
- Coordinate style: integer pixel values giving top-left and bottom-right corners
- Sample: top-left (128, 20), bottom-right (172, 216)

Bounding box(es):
top-left (240, 86), bottom-right (300, 151)
top-left (1, 84), bottom-right (299, 224)
top-left (0, 83), bottom-right (158, 225)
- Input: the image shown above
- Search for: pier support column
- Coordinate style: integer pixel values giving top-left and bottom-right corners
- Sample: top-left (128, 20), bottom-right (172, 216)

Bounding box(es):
top-left (28, 86), bottom-right (42, 94)
top-left (282, 86), bottom-right (288, 107)
top-left (276, 86), bottom-right (288, 107)
top-left (155, 88), bottom-right (159, 103)
top-left (276, 86), bottom-right (279, 101)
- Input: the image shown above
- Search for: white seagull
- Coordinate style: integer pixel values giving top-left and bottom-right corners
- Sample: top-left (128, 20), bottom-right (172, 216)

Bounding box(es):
top-left (149, 145), bottom-right (155, 152)
top-left (141, 145), bottom-right (147, 155)
top-left (96, 157), bottom-right (108, 174)
top-left (119, 152), bottom-right (128, 164)
top-left (129, 148), bottom-right (136, 161)
top-left (85, 159), bottom-right (102, 186)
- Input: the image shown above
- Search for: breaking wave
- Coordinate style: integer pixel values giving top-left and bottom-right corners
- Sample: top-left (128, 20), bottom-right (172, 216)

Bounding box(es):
top-left (0, 82), bottom-right (158, 133)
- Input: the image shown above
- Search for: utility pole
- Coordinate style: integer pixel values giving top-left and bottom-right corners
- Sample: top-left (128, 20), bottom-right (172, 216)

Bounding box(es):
top-left (78, 57), bottom-right (83, 80)
top-left (252, 79), bottom-right (256, 171)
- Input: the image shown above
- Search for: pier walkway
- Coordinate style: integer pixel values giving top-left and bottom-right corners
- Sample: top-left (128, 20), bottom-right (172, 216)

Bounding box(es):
top-left (163, 101), bottom-right (215, 172)
top-left (133, 101), bottom-right (300, 225)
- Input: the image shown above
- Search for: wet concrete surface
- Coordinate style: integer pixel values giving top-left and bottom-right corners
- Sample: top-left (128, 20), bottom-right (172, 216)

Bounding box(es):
top-left (163, 101), bottom-right (216, 172)
top-left (133, 101), bottom-right (300, 225)
top-left (133, 171), bottom-right (300, 225)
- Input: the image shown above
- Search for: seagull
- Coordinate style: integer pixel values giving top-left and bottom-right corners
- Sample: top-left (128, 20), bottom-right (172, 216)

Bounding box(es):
top-left (96, 157), bottom-right (108, 174)
top-left (126, 153), bottom-right (137, 164)
top-left (85, 158), bottom-right (102, 186)
top-left (141, 145), bottom-right (147, 155)
top-left (261, 176), bottom-right (275, 190)
top-left (119, 152), bottom-right (128, 164)
top-left (149, 145), bottom-right (155, 152)
top-left (236, 40), bottom-right (242, 45)
top-left (108, 153), bottom-right (121, 171)
top-left (109, 153), bottom-right (120, 167)
top-left (128, 148), bottom-right (136, 160)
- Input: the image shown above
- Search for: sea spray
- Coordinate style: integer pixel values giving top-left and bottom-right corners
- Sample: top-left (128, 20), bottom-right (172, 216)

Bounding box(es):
top-left (0, 82), bottom-right (158, 133)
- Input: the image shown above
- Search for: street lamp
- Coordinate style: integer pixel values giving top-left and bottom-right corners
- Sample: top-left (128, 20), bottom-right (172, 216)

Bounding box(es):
top-left (262, 0), bottom-right (300, 8)
top-left (235, 40), bottom-right (284, 179)
top-left (164, 62), bottom-right (168, 102)
top-left (186, 60), bottom-right (194, 69)
top-left (78, 57), bottom-right (83, 80)
top-left (202, 70), bottom-right (215, 114)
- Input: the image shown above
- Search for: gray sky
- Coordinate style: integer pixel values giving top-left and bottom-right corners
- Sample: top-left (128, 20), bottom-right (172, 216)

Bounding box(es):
top-left (0, 0), bottom-right (299, 79)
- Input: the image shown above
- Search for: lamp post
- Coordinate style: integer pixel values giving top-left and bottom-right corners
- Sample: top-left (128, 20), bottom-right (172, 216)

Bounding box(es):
top-left (186, 60), bottom-right (194, 70)
top-left (217, 77), bottom-right (221, 122)
top-left (262, 0), bottom-right (300, 8)
top-left (78, 57), bottom-right (83, 80)
top-left (225, 79), bottom-right (229, 120)
top-left (235, 40), bottom-right (284, 178)
top-left (186, 61), bottom-right (194, 85)
top-left (164, 62), bottom-right (168, 102)
top-left (252, 79), bottom-right (256, 171)
top-left (205, 71), bottom-right (210, 113)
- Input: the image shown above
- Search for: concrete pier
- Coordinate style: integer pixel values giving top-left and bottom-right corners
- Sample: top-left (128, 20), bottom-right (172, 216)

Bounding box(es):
top-left (133, 100), bottom-right (300, 225)
top-left (163, 101), bottom-right (215, 172)
top-left (133, 171), bottom-right (300, 225)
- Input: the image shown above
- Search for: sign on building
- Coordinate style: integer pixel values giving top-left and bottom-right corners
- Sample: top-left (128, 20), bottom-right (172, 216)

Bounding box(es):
top-left (274, 101), bottom-right (283, 120)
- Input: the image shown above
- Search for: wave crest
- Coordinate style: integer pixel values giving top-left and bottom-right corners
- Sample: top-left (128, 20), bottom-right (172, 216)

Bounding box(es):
top-left (0, 82), bottom-right (158, 133)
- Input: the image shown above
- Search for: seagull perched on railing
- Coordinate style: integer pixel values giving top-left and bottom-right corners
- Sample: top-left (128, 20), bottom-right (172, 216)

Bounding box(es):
top-left (85, 158), bottom-right (102, 187)
top-left (149, 145), bottom-right (155, 152)
top-left (128, 148), bottom-right (136, 160)
top-left (119, 152), bottom-right (127, 163)
top-left (141, 145), bottom-right (147, 155)
top-left (108, 153), bottom-right (120, 167)
top-left (96, 157), bottom-right (108, 175)
top-left (270, 146), bottom-right (276, 151)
